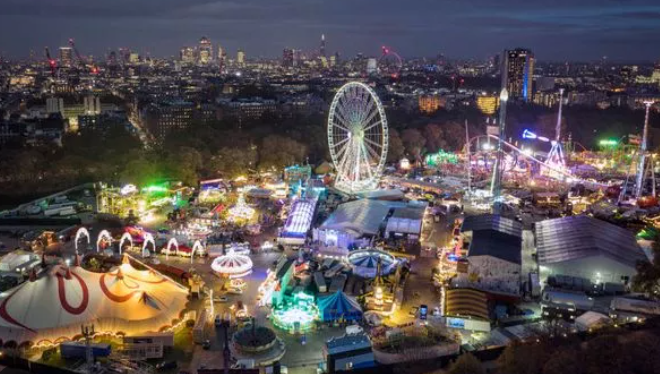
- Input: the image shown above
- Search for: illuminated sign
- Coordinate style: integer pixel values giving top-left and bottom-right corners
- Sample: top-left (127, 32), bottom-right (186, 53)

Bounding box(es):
top-left (599, 139), bottom-right (618, 146)
top-left (522, 129), bottom-right (537, 139)
top-left (447, 317), bottom-right (465, 329)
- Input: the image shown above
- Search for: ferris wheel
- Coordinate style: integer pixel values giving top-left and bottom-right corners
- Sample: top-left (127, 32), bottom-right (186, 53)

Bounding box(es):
top-left (328, 82), bottom-right (389, 193)
top-left (378, 46), bottom-right (403, 78)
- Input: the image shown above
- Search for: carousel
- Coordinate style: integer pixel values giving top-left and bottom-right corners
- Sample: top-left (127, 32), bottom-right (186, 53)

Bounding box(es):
top-left (210, 248), bottom-right (253, 278)
top-left (227, 193), bottom-right (255, 223)
top-left (347, 248), bottom-right (397, 278)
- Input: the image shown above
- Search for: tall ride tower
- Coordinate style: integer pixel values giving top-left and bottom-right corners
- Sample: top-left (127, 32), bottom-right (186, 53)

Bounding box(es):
top-left (490, 88), bottom-right (509, 212)
top-left (635, 101), bottom-right (655, 199)
top-left (544, 88), bottom-right (567, 176)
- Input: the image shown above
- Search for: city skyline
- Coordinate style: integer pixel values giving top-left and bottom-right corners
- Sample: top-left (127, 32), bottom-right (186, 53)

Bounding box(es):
top-left (1, 0), bottom-right (660, 61)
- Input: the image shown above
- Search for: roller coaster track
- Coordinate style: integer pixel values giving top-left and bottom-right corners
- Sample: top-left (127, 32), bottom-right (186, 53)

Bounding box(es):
top-left (465, 135), bottom-right (609, 188)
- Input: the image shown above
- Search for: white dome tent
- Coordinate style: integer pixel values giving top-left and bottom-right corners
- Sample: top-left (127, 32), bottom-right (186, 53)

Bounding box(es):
top-left (210, 248), bottom-right (253, 278)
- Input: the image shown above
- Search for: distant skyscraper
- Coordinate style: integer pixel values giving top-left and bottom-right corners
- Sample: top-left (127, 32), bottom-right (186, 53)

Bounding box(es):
top-left (199, 36), bottom-right (213, 64)
top-left (118, 48), bottom-right (131, 64)
top-left (180, 47), bottom-right (195, 64)
top-left (237, 49), bottom-right (246, 67)
top-left (320, 34), bottom-right (326, 57)
top-left (59, 47), bottom-right (73, 68)
top-left (282, 48), bottom-right (294, 68)
top-left (129, 52), bottom-right (139, 63)
top-left (502, 48), bottom-right (534, 102)
top-left (217, 45), bottom-right (225, 72)
top-left (366, 58), bottom-right (378, 75)
top-left (217, 45), bottom-right (224, 60)
top-left (491, 54), bottom-right (500, 72)
top-left (107, 51), bottom-right (118, 66)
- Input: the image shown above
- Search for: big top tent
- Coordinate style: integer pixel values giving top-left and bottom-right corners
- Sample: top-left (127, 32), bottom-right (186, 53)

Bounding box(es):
top-left (317, 291), bottom-right (363, 322)
top-left (0, 255), bottom-right (189, 346)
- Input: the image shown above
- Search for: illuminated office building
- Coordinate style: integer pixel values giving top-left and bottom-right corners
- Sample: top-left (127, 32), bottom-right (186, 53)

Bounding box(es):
top-left (419, 95), bottom-right (446, 114)
top-left (180, 47), bottom-right (195, 64)
top-left (502, 48), bottom-right (534, 102)
top-left (237, 49), bottom-right (246, 67)
top-left (59, 47), bottom-right (73, 68)
top-left (199, 36), bottom-right (213, 64)
top-left (476, 94), bottom-right (499, 115)
top-left (282, 48), bottom-right (294, 68)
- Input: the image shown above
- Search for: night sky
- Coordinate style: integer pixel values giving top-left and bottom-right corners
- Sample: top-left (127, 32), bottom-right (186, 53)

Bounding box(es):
top-left (1, 0), bottom-right (659, 61)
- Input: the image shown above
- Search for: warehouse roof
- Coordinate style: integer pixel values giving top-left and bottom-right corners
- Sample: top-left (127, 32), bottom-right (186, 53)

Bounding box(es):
top-left (469, 230), bottom-right (522, 264)
top-left (461, 214), bottom-right (523, 238)
top-left (535, 215), bottom-right (647, 268)
top-left (320, 199), bottom-right (391, 236)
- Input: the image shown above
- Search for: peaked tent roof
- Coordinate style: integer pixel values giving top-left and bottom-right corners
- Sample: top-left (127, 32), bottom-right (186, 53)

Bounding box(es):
top-left (317, 291), bottom-right (363, 322)
top-left (0, 257), bottom-right (189, 345)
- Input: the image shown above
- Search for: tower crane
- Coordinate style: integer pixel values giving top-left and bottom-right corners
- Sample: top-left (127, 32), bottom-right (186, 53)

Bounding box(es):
top-left (68, 38), bottom-right (99, 75)
top-left (44, 46), bottom-right (57, 77)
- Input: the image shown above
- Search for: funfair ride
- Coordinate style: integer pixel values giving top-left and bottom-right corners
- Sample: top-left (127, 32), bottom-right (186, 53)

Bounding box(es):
top-left (543, 88), bottom-right (568, 177)
top-left (378, 46), bottom-right (403, 78)
top-left (328, 82), bottom-right (389, 194)
top-left (620, 101), bottom-right (657, 206)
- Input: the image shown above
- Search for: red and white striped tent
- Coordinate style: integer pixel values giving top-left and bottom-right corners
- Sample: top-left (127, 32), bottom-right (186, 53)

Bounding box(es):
top-left (0, 255), bottom-right (189, 346)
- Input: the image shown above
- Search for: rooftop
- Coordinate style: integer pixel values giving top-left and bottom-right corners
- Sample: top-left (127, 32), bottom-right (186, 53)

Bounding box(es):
top-left (468, 230), bottom-right (522, 264)
top-left (461, 214), bottom-right (523, 238)
top-left (320, 199), bottom-right (396, 236)
top-left (535, 215), bottom-right (647, 268)
top-left (326, 333), bottom-right (372, 355)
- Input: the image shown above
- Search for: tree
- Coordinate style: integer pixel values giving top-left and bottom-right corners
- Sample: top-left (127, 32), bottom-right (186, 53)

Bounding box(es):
top-left (387, 129), bottom-right (405, 163)
top-left (632, 240), bottom-right (660, 297)
top-left (88, 258), bottom-right (102, 272)
top-left (423, 124), bottom-right (447, 154)
top-left (583, 335), bottom-right (625, 374)
top-left (543, 348), bottom-right (584, 374)
top-left (207, 147), bottom-right (258, 179)
top-left (619, 331), bottom-right (660, 374)
top-left (401, 128), bottom-right (426, 159)
top-left (443, 121), bottom-right (467, 151)
top-left (119, 151), bottom-right (161, 186)
top-left (448, 353), bottom-right (484, 374)
top-left (497, 341), bottom-right (551, 374)
top-left (167, 147), bottom-right (203, 186)
top-left (536, 113), bottom-right (567, 141)
top-left (258, 135), bottom-right (307, 171)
